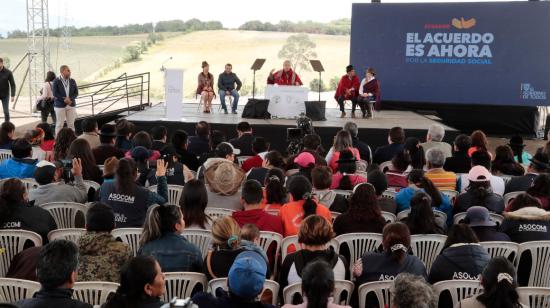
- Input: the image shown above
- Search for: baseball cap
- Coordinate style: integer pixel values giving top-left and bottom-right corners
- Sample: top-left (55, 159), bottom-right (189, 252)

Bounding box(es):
top-left (294, 152), bottom-right (315, 168)
top-left (467, 165), bottom-right (492, 182)
top-left (216, 142), bottom-right (240, 157)
top-left (99, 124), bottom-right (117, 137)
top-left (34, 160), bottom-right (62, 185)
top-left (131, 146), bottom-right (153, 161)
top-left (228, 251), bottom-right (267, 299)
top-left (465, 206), bottom-right (496, 227)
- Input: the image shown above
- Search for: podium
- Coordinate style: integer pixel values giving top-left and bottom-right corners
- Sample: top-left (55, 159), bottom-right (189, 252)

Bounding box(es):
top-left (265, 85), bottom-right (308, 119)
top-left (164, 69), bottom-right (184, 121)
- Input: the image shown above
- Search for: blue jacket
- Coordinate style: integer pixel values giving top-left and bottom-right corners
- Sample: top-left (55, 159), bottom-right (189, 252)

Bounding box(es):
top-left (396, 187), bottom-right (453, 226)
top-left (138, 233), bottom-right (203, 273)
top-left (52, 77), bottom-right (78, 108)
top-left (0, 158), bottom-right (38, 179)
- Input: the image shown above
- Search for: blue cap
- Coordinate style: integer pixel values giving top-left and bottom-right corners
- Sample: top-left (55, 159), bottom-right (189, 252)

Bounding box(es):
top-left (228, 251), bottom-right (267, 298)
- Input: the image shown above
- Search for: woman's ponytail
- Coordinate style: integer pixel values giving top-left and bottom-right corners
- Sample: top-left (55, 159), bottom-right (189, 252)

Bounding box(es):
top-left (477, 257), bottom-right (521, 308)
top-left (420, 176), bottom-right (442, 207)
top-left (140, 204), bottom-right (162, 246)
top-left (265, 168), bottom-right (287, 204)
top-left (338, 173), bottom-right (353, 190)
top-left (302, 192), bottom-right (317, 218)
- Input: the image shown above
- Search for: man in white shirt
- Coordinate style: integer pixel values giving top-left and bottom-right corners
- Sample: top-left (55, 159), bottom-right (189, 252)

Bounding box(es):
top-left (458, 151), bottom-right (505, 195)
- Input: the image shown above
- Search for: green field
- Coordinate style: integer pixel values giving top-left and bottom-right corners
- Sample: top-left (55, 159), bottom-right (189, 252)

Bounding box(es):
top-left (0, 30), bottom-right (350, 98)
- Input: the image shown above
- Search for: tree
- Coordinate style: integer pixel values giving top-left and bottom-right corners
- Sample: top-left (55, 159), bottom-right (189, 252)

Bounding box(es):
top-left (329, 76), bottom-right (341, 91)
top-left (309, 78), bottom-right (326, 92)
top-left (278, 34), bottom-right (317, 72)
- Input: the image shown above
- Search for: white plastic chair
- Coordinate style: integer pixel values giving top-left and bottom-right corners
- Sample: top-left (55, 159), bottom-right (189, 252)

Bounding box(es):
top-left (111, 228), bottom-right (143, 257)
top-left (516, 241), bottom-right (550, 287)
top-left (0, 149), bottom-right (13, 162)
top-left (334, 233), bottom-right (383, 272)
top-left (379, 161), bottom-right (393, 173)
top-left (381, 190), bottom-right (396, 200)
top-left (358, 280), bottom-right (393, 308)
top-left (433, 209), bottom-right (448, 224)
top-left (40, 202), bottom-right (88, 229)
top-left (333, 280), bottom-right (355, 305)
top-left (0, 230), bottom-right (42, 277)
top-left (237, 156), bottom-right (253, 166)
top-left (433, 280), bottom-right (483, 307)
top-left (381, 211), bottom-right (396, 223)
top-left (47, 228), bottom-right (86, 244)
top-left (0, 278), bottom-right (41, 303)
top-left (83, 180), bottom-right (101, 192)
top-left (480, 241), bottom-right (519, 263)
top-left (208, 278), bottom-right (228, 293)
top-left (396, 209), bottom-right (411, 221)
top-left (72, 281), bottom-right (119, 306)
top-left (504, 191), bottom-right (524, 206)
top-left (281, 235), bottom-right (339, 261)
top-left (331, 211), bottom-right (341, 222)
top-left (518, 287), bottom-right (550, 308)
top-left (489, 213), bottom-right (504, 225)
top-left (208, 278), bottom-right (280, 305)
top-left (283, 282), bottom-right (302, 305)
top-left (20, 178), bottom-right (39, 192)
top-left (205, 207), bottom-right (236, 221)
top-left (162, 272), bottom-right (208, 303)
top-left (334, 190), bottom-right (352, 198)
top-left (410, 234), bottom-right (447, 273)
top-left (441, 190), bottom-right (459, 204)
top-left (259, 231), bottom-right (283, 276)
top-left (181, 229), bottom-right (212, 259)
top-left (149, 184), bottom-right (184, 205)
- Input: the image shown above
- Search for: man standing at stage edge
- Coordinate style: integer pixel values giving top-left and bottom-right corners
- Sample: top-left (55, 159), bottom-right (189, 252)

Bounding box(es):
top-left (218, 63), bottom-right (242, 115)
top-left (52, 65), bottom-right (78, 135)
top-left (0, 58), bottom-right (16, 122)
top-left (267, 60), bottom-right (302, 86)
top-left (335, 65), bottom-right (360, 118)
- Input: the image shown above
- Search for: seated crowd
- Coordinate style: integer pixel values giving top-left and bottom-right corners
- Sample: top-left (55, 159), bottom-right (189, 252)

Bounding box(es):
top-left (0, 118), bottom-right (549, 308)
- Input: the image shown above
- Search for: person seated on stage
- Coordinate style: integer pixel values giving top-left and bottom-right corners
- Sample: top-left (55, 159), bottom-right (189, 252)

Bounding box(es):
top-left (229, 121), bottom-right (255, 156)
top-left (267, 60), bottom-right (302, 86)
top-left (218, 63), bottom-right (242, 115)
top-left (188, 121), bottom-right (211, 157)
top-left (242, 137), bottom-right (269, 172)
top-left (335, 65), bottom-right (360, 118)
top-left (443, 134), bottom-right (472, 174)
top-left (373, 126), bottom-right (405, 165)
top-left (358, 67), bottom-right (381, 118)
top-left (197, 61), bottom-right (215, 113)
top-left (424, 148), bottom-right (457, 191)
top-left (420, 124), bottom-right (452, 159)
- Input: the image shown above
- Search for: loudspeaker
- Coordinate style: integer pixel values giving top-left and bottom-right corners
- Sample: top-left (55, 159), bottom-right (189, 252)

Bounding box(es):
top-left (305, 100), bottom-right (327, 121)
top-left (242, 99), bottom-right (270, 119)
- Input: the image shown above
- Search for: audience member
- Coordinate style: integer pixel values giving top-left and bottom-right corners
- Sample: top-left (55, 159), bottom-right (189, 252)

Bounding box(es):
top-left (30, 159), bottom-right (87, 205)
top-left (36, 122), bottom-right (55, 156)
top-left (229, 121), bottom-right (254, 156)
top-left (171, 129), bottom-right (200, 171)
top-left (138, 204), bottom-right (203, 272)
top-left (428, 224), bottom-right (490, 284)
top-left (527, 174), bottom-right (550, 210)
top-left (330, 149), bottom-right (366, 190)
top-left (93, 124), bottom-right (124, 165)
top-left (188, 121), bottom-right (211, 156)
top-left (344, 121), bottom-right (372, 164)
top-left (327, 130), bottom-right (361, 172)
top-left (367, 167), bottom-right (397, 213)
top-left (146, 148), bottom-right (193, 186)
top-left (77, 202), bottom-right (132, 282)
top-left (247, 150), bottom-right (285, 183)
top-left (279, 215), bottom-right (349, 298)
top-left (505, 152), bottom-right (549, 194)
top-left (290, 151), bottom-right (316, 182)
top-left (421, 124), bottom-right (452, 158)
top-left (0, 121), bottom-right (15, 149)
top-left (102, 157), bottom-right (118, 183)
top-left (425, 148), bottom-right (457, 190)
top-left (0, 178), bottom-right (56, 243)
top-left (457, 257), bottom-right (528, 308)
top-left (199, 141), bottom-right (239, 179)
top-left (193, 251), bottom-right (275, 308)
top-left (444, 134), bottom-right (472, 173)
top-left (509, 135), bottom-right (532, 166)
top-left (25, 128), bottom-right (47, 160)
top-left (354, 222), bottom-right (426, 286)
top-left (102, 255), bottom-right (165, 308)
top-left (128, 131), bottom-right (161, 161)
top-left (199, 129), bottom-right (226, 165)
top-left (333, 183), bottom-right (386, 235)
top-left (501, 193), bottom-right (550, 243)
top-left (53, 127), bottom-right (76, 160)
top-left (16, 240), bottom-right (92, 308)
top-left (405, 192), bottom-right (445, 235)
top-left (78, 118), bottom-right (100, 149)
top-left (204, 160), bottom-right (246, 210)
top-left (68, 138), bottom-right (103, 184)
top-left (131, 146), bottom-right (156, 186)
top-left (459, 150), bottom-right (505, 195)
top-left (311, 166), bottom-right (348, 213)
top-left (263, 168), bottom-right (289, 213)
top-left (386, 151), bottom-right (411, 188)
top-left (469, 130), bottom-right (491, 157)
top-left (391, 273), bottom-right (437, 308)
top-left (150, 125), bottom-right (172, 153)
top-left (180, 179), bottom-right (213, 229)
top-left (287, 134), bottom-right (327, 168)
top-left (373, 127), bottom-right (405, 165)
top-left (99, 158), bottom-right (167, 227)
top-left (464, 206), bottom-right (511, 242)
top-left (492, 145), bottom-right (525, 176)
top-left (455, 166), bottom-right (505, 214)
top-left (0, 138), bottom-right (38, 179)
top-left (242, 136), bottom-right (269, 172)
top-left (280, 175), bottom-right (332, 237)
top-left (114, 119), bottom-right (135, 151)
top-left (404, 137), bottom-right (426, 169)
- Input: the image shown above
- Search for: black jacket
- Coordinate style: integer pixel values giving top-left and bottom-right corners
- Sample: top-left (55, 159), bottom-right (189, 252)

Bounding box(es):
top-left (176, 147), bottom-right (200, 171)
top-left (356, 252), bottom-right (427, 286)
top-left (17, 288), bottom-right (92, 308)
top-left (0, 67), bottom-right (16, 98)
top-left (505, 173), bottom-right (539, 194)
top-left (188, 136), bottom-right (210, 157)
top-left (229, 133), bottom-right (254, 156)
top-left (192, 289), bottom-right (275, 308)
top-left (0, 202), bottom-right (57, 244)
top-left (373, 143), bottom-right (404, 165)
top-left (500, 207), bottom-right (550, 243)
top-left (52, 77), bottom-right (78, 108)
top-left (471, 226), bottom-right (511, 242)
top-left (428, 244), bottom-right (490, 284)
top-left (352, 136), bottom-right (372, 164)
top-left (444, 152), bottom-right (471, 174)
top-left (454, 190), bottom-right (505, 215)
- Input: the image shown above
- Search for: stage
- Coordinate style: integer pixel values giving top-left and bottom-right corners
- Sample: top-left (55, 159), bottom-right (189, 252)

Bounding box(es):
top-left (125, 102), bottom-right (460, 154)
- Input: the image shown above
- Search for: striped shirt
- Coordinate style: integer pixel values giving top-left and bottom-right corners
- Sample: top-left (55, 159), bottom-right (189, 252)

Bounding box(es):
top-left (425, 168), bottom-right (457, 191)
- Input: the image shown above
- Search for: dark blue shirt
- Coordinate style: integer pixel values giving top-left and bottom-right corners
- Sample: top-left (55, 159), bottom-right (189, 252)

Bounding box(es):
top-left (138, 233), bottom-right (203, 273)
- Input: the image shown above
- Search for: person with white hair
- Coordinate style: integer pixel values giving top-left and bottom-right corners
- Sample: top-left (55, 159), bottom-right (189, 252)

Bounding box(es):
top-left (420, 124), bottom-right (452, 159)
top-left (391, 273), bottom-right (437, 308)
top-left (267, 60), bottom-right (303, 86)
top-left (424, 148), bottom-right (457, 190)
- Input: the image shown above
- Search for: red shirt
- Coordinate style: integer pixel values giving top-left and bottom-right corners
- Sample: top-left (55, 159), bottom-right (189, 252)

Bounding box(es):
top-left (232, 208), bottom-right (284, 235)
top-left (335, 74), bottom-right (360, 99)
top-left (241, 155), bottom-right (263, 172)
top-left (267, 69), bottom-right (302, 86)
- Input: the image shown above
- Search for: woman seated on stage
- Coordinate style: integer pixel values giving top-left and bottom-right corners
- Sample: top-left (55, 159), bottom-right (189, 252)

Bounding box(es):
top-left (197, 61), bottom-right (215, 113)
top-left (358, 67), bottom-right (381, 117)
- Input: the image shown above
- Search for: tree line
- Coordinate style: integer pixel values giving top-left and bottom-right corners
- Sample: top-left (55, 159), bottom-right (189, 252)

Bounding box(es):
top-left (5, 18), bottom-right (350, 38)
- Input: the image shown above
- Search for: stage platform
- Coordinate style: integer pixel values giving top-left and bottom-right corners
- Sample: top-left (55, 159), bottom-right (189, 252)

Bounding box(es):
top-left (125, 102), bottom-right (460, 154)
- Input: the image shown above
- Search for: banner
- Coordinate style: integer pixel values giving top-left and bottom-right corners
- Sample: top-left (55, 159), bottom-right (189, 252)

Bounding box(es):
top-left (350, 2), bottom-right (550, 106)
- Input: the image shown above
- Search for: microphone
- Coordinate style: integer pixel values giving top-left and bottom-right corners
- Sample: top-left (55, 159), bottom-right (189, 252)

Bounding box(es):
top-left (161, 57), bottom-right (173, 72)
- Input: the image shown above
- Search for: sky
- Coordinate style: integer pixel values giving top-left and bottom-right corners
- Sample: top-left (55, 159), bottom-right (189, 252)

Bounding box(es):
top-left (0, 0), bottom-right (525, 36)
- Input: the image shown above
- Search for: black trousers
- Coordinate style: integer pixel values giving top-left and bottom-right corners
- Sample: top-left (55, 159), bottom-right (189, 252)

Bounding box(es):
top-left (336, 96), bottom-right (358, 112)
top-left (357, 96), bottom-right (374, 117)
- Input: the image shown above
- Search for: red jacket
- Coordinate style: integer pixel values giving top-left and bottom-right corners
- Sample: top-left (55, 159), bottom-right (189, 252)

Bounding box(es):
top-left (232, 208), bottom-right (284, 235)
top-left (267, 69), bottom-right (302, 86)
top-left (335, 74), bottom-right (360, 99)
top-left (241, 155), bottom-right (263, 172)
